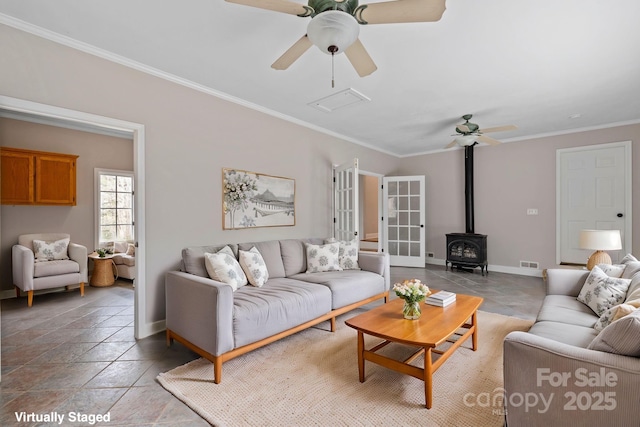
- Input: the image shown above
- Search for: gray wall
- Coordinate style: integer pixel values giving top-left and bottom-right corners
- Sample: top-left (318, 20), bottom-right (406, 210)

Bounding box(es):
top-left (0, 24), bottom-right (401, 326)
top-left (0, 117), bottom-right (134, 290)
top-left (399, 124), bottom-right (640, 271)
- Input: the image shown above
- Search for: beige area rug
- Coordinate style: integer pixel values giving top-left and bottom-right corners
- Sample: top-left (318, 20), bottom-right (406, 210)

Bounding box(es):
top-left (157, 311), bottom-right (532, 427)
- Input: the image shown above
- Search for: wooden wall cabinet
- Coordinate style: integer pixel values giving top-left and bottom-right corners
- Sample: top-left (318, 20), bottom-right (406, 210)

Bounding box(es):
top-left (1, 147), bottom-right (78, 206)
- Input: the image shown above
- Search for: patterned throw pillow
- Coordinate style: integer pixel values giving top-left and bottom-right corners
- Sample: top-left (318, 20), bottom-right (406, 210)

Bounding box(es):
top-left (305, 242), bottom-right (342, 273)
top-left (577, 266), bottom-right (631, 316)
top-left (239, 247), bottom-right (269, 287)
top-left (597, 263), bottom-right (626, 278)
top-left (323, 238), bottom-right (360, 270)
top-left (204, 246), bottom-right (247, 291)
top-left (33, 238), bottom-right (70, 262)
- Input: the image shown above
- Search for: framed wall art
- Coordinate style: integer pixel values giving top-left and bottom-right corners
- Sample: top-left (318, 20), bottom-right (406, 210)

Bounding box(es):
top-left (222, 168), bottom-right (295, 230)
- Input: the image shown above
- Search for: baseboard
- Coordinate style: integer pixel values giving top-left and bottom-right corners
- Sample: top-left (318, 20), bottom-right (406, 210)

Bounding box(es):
top-left (0, 289), bottom-right (15, 300)
top-left (424, 257), bottom-right (544, 278)
top-left (138, 319), bottom-right (166, 339)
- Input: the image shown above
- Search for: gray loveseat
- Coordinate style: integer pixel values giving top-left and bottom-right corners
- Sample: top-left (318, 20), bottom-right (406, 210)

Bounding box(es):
top-left (504, 266), bottom-right (640, 426)
top-left (165, 238), bottom-right (390, 383)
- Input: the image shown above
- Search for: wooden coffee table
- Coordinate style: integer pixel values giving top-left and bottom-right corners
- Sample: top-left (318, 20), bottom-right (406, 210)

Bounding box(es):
top-left (345, 292), bottom-right (483, 408)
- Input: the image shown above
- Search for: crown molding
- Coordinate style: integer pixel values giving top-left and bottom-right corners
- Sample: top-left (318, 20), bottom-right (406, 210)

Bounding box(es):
top-left (0, 13), bottom-right (400, 158)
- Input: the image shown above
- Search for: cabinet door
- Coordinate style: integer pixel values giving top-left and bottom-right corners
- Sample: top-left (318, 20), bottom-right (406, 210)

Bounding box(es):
top-left (1, 150), bottom-right (35, 204)
top-left (35, 154), bottom-right (77, 205)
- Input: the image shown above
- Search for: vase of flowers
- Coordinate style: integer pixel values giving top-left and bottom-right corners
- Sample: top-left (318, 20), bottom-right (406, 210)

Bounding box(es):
top-left (393, 279), bottom-right (431, 320)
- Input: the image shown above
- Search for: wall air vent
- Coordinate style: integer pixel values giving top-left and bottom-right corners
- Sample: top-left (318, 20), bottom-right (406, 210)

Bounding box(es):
top-left (308, 88), bottom-right (371, 113)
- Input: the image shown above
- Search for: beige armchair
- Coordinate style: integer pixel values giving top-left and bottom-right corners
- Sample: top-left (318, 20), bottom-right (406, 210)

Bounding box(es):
top-left (12, 233), bottom-right (88, 306)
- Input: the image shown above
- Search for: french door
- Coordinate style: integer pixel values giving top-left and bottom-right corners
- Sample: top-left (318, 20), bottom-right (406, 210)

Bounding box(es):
top-left (333, 160), bottom-right (426, 267)
top-left (333, 159), bottom-right (359, 241)
top-left (383, 176), bottom-right (425, 267)
top-left (557, 141), bottom-right (632, 264)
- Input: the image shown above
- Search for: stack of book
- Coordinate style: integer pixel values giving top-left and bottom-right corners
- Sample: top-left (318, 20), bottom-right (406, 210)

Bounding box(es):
top-left (426, 290), bottom-right (456, 307)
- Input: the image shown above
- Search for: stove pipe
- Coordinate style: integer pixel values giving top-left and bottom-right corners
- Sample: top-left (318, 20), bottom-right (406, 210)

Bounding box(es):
top-left (464, 144), bottom-right (475, 234)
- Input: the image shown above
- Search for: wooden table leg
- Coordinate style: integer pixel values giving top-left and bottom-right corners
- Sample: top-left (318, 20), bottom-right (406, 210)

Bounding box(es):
top-left (424, 347), bottom-right (433, 409)
top-left (471, 311), bottom-right (478, 351)
top-left (357, 331), bottom-right (365, 382)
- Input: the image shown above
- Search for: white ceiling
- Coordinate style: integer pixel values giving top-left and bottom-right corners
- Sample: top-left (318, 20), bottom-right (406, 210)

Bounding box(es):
top-left (2, 0), bottom-right (639, 157)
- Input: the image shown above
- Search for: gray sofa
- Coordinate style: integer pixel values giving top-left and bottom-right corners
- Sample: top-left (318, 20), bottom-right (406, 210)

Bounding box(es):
top-left (504, 267), bottom-right (640, 426)
top-left (165, 238), bottom-right (390, 383)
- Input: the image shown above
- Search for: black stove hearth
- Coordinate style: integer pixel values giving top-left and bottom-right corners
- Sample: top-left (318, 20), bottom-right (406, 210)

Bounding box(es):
top-left (445, 143), bottom-right (488, 276)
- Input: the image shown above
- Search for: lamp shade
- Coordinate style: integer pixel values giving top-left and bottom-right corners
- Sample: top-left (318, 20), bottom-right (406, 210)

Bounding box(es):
top-left (307, 11), bottom-right (359, 55)
top-left (579, 229), bottom-right (622, 251)
top-left (455, 135), bottom-right (477, 147)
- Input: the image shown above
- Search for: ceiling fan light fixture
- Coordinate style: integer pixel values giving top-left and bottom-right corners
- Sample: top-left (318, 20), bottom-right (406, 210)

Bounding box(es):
top-left (455, 135), bottom-right (478, 146)
top-left (307, 10), bottom-right (360, 55)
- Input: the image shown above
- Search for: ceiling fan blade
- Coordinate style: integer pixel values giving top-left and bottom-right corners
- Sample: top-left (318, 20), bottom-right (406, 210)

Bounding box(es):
top-left (445, 140), bottom-right (458, 149)
top-left (344, 39), bottom-right (377, 77)
top-left (355, 0), bottom-right (446, 25)
top-left (271, 35), bottom-right (313, 70)
top-left (225, 0), bottom-right (310, 16)
top-left (477, 134), bottom-right (502, 146)
top-left (480, 124), bottom-right (518, 134)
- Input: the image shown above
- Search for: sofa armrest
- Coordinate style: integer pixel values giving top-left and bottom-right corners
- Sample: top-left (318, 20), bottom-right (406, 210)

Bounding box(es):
top-left (12, 244), bottom-right (34, 291)
top-left (68, 243), bottom-right (88, 282)
top-left (358, 251), bottom-right (390, 290)
top-left (504, 331), bottom-right (640, 426)
top-left (546, 268), bottom-right (589, 296)
top-left (165, 271), bottom-right (235, 356)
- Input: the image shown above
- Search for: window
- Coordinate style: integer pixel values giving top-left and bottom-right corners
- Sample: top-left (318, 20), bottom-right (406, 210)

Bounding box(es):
top-left (96, 169), bottom-right (134, 244)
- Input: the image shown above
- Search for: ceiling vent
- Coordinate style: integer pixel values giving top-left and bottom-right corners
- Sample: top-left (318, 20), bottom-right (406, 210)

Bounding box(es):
top-left (308, 88), bottom-right (370, 113)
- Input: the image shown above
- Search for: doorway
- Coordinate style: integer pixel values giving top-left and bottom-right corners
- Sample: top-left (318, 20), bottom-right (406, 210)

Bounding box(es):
top-left (0, 95), bottom-right (147, 339)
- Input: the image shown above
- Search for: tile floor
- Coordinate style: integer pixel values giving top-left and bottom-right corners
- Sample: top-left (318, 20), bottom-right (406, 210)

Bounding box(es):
top-left (0, 265), bottom-right (545, 426)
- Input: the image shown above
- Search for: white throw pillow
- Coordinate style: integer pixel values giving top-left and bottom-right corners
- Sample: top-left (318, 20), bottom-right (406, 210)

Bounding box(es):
top-left (204, 246), bottom-right (247, 291)
top-left (239, 247), bottom-right (269, 287)
top-left (597, 263), bottom-right (626, 278)
top-left (33, 238), bottom-right (70, 262)
top-left (577, 266), bottom-right (631, 316)
top-left (306, 242), bottom-right (342, 273)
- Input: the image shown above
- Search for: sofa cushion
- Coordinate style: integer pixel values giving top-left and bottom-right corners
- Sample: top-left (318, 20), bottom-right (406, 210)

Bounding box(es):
top-left (280, 239), bottom-right (307, 276)
top-left (33, 238), bottom-right (70, 262)
top-left (528, 321), bottom-right (598, 349)
top-left (232, 278), bottom-right (332, 348)
top-left (239, 247), bottom-right (269, 287)
top-left (182, 244), bottom-right (239, 277)
top-left (588, 308), bottom-right (640, 356)
top-left (536, 295), bottom-right (598, 328)
top-left (577, 266), bottom-right (630, 316)
top-left (290, 270), bottom-right (385, 309)
top-left (239, 241), bottom-right (285, 278)
top-left (204, 246), bottom-right (248, 291)
top-left (34, 259), bottom-right (80, 278)
top-left (305, 242), bottom-right (342, 273)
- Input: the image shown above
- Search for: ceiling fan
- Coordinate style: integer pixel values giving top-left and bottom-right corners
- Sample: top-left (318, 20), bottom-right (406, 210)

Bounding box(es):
top-left (225, 0), bottom-right (447, 80)
top-left (445, 114), bottom-right (517, 148)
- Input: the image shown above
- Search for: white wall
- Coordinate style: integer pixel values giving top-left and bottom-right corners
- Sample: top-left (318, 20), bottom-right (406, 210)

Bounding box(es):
top-left (0, 24), bottom-right (402, 328)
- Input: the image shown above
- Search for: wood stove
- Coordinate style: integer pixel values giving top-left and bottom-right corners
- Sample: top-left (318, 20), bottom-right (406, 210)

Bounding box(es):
top-left (446, 143), bottom-right (488, 275)
top-left (446, 232), bottom-right (487, 275)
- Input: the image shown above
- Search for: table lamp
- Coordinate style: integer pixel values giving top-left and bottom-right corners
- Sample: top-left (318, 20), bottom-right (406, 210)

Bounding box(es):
top-left (579, 229), bottom-right (622, 270)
